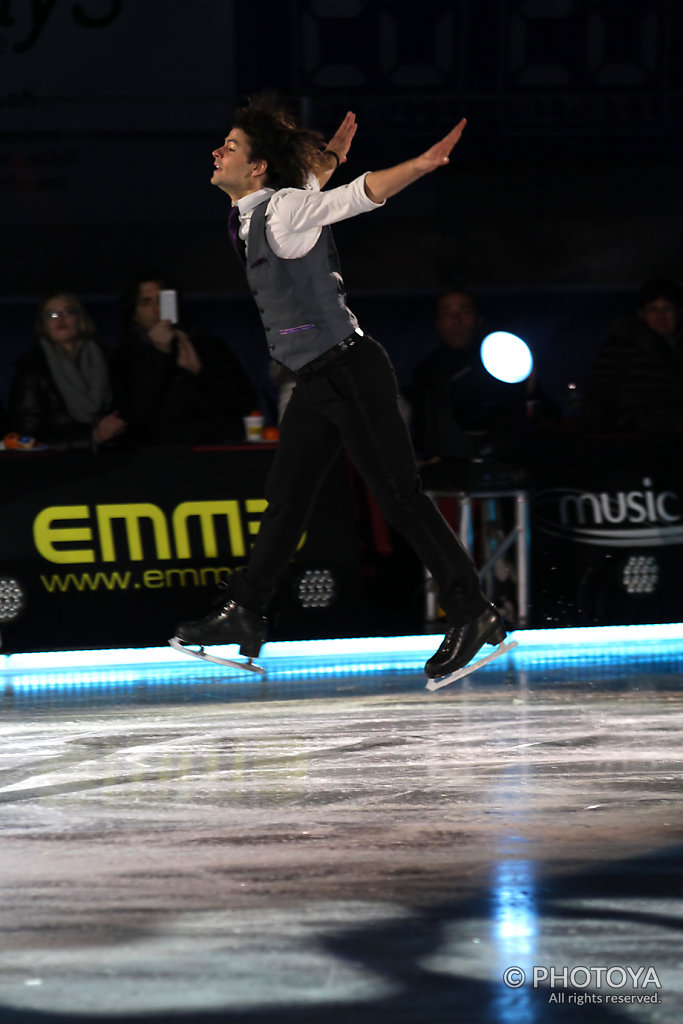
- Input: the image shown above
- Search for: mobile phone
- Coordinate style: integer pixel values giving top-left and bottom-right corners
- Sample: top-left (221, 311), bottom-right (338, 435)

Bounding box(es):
top-left (159, 289), bottom-right (178, 324)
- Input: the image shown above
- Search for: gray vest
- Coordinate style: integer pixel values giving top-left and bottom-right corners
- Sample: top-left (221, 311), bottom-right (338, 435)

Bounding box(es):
top-left (245, 196), bottom-right (358, 371)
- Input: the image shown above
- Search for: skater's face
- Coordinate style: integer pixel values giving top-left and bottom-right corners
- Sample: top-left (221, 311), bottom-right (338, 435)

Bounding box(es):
top-left (134, 281), bottom-right (161, 331)
top-left (436, 291), bottom-right (481, 350)
top-left (211, 128), bottom-right (267, 199)
top-left (639, 297), bottom-right (679, 338)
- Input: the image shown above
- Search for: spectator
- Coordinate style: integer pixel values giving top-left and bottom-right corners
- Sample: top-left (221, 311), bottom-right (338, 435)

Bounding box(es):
top-left (583, 277), bottom-right (683, 435)
top-left (410, 288), bottom-right (528, 463)
top-left (8, 290), bottom-right (126, 450)
top-left (113, 273), bottom-right (257, 444)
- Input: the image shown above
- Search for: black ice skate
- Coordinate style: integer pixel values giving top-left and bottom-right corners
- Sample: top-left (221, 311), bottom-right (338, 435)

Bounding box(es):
top-left (170, 589), bottom-right (268, 674)
top-left (424, 603), bottom-right (518, 691)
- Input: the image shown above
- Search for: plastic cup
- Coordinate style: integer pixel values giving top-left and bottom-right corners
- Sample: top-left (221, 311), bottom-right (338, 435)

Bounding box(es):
top-left (243, 415), bottom-right (264, 442)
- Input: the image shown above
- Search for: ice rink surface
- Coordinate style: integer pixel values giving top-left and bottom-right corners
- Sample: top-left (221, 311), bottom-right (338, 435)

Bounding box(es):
top-left (0, 630), bottom-right (682, 1023)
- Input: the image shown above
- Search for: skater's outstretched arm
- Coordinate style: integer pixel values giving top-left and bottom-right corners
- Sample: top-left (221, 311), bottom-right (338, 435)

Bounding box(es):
top-left (315, 110), bottom-right (357, 188)
top-left (364, 118), bottom-right (467, 203)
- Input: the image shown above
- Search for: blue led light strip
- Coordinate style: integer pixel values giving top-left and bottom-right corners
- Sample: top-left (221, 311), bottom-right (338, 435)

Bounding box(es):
top-left (1, 622), bottom-right (683, 679)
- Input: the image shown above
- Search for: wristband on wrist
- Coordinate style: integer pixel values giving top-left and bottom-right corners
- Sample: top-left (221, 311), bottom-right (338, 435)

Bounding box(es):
top-left (324, 149), bottom-right (340, 169)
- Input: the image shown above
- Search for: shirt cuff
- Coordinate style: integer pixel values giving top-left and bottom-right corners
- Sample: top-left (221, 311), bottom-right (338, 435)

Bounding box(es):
top-left (357, 172), bottom-right (385, 208)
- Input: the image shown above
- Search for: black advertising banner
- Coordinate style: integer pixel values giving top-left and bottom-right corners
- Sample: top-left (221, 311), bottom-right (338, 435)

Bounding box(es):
top-left (5, 436), bottom-right (681, 650)
top-left (0, 445), bottom-right (372, 652)
top-left (529, 437), bottom-right (683, 627)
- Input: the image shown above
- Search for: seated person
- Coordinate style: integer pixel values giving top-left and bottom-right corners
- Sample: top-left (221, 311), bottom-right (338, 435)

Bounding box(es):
top-left (582, 277), bottom-right (683, 435)
top-left (410, 288), bottom-right (528, 464)
top-left (8, 290), bottom-right (126, 450)
top-left (112, 273), bottom-right (256, 444)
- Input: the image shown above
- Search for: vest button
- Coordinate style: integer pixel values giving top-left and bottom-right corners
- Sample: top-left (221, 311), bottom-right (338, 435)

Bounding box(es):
top-left (269, 345), bottom-right (275, 352)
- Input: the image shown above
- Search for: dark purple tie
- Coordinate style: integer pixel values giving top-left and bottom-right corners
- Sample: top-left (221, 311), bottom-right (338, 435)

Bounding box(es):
top-left (228, 204), bottom-right (246, 265)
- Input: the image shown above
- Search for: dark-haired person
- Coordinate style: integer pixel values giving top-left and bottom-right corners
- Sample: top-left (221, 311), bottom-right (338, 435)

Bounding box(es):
top-left (174, 96), bottom-right (507, 682)
top-left (9, 291), bottom-right (126, 450)
top-left (411, 288), bottom-right (517, 460)
top-left (113, 273), bottom-right (257, 445)
top-left (410, 288), bottom-right (556, 475)
top-left (583, 277), bottom-right (683, 435)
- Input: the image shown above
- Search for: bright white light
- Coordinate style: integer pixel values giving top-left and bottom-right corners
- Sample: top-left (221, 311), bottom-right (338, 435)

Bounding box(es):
top-left (480, 332), bottom-right (533, 384)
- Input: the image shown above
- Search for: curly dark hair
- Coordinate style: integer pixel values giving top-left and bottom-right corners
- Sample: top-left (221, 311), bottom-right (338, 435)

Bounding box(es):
top-left (233, 93), bottom-right (326, 190)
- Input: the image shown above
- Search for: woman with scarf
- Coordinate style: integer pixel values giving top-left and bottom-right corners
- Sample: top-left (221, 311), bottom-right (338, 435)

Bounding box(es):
top-left (9, 291), bottom-right (126, 450)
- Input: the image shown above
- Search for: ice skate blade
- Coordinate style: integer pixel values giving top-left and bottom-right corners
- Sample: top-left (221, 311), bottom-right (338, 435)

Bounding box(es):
top-left (169, 637), bottom-right (266, 675)
top-left (425, 639), bottom-right (519, 691)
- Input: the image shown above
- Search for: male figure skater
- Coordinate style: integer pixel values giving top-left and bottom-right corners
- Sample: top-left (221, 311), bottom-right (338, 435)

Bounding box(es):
top-left (174, 95), bottom-right (506, 680)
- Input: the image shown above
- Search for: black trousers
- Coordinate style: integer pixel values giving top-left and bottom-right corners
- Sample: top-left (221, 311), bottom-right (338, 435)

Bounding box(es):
top-left (231, 335), bottom-right (488, 623)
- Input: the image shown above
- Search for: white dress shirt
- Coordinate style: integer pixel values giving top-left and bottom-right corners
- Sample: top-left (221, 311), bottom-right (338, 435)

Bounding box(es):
top-left (234, 172), bottom-right (384, 260)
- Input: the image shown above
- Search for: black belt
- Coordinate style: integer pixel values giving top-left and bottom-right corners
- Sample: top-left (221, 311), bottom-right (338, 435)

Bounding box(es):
top-left (297, 330), bottom-right (363, 377)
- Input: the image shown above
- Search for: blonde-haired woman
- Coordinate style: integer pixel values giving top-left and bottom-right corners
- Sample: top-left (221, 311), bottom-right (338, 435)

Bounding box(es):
top-left (9, 290), bottom-right (126, 450)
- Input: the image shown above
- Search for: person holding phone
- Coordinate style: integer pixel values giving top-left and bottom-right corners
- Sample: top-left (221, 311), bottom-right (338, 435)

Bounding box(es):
top-left (113, 273), bottom-right (257, 445)
top-left (173, 94), bottom-right (508, 683)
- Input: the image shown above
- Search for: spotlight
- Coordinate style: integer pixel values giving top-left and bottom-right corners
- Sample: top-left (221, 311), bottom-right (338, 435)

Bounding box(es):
top-left (621, 555), bottom-right (659, 596)
top-left (0, 576), bottom-right (26, 650)
top-left (295, 568), bottom-right (337, 609)
top-left (481, 331), bottom-right (533, 384)
top-left (0, 577), bottom-right (26, 622)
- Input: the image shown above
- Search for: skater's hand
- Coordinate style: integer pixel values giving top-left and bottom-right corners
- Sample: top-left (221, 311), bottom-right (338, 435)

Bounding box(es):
top-left (414, 118), bottom-right (467, 175)
top-left (364, 118), bottom-right (467, 203)
top-left (316, 111), bottom-right (357, 187)
top-left (326, 110), bottom-right (357, 166)
top-left (175, 330), bottom-right (202, 374)
top-left (148, 319), bottom-right (175, 354)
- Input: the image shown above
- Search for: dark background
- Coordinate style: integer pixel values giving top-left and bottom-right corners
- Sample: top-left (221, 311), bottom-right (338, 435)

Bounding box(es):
top-left (2, 0), bottom-right (682, 410)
